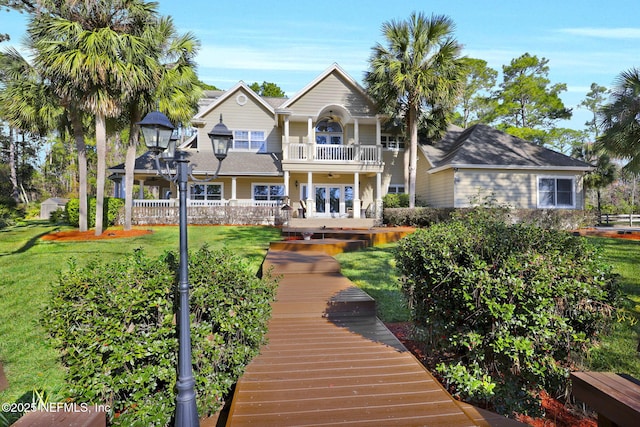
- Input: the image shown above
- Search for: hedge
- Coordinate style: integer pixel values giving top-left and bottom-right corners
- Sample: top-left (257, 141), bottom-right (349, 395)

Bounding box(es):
top-left (65, 197), bottom-right (124, 228)
top-left (42, 246), bottom-right (278, 426)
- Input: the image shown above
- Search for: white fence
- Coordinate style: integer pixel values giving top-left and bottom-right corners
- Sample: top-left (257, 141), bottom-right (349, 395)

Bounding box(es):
top-left (599, 213), bottom-right (640, 226)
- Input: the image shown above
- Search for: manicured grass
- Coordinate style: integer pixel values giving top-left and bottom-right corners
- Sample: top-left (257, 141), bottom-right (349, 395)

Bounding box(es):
top-left (336, 236), bottom-right (640, 379)
top-left (584, 237), bottom-right (640, 377)
top-left (335, 243), bottom-right (410, 322)
top-left (0, 222), bottom-right (281, 403)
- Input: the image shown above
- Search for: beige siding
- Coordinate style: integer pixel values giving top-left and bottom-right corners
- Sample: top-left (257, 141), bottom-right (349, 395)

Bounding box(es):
top-left (287, 73), bottom-right (376, 116)
top-left (454, 169), bottom-right (586, 209)
top-left (425, 170), bottom-right (455, 207)
top-left (197, 88), bottom-right (279, 153)
top-left (382, 149), bottom-right (406, 194)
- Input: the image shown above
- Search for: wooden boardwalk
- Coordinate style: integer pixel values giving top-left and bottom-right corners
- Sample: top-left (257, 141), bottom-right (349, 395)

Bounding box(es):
top-left (224, 229), bottom-right (523, 427)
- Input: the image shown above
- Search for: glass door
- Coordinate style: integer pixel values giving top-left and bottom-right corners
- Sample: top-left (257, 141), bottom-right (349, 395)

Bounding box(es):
top-left (308, 185), bottom-right (353, 217)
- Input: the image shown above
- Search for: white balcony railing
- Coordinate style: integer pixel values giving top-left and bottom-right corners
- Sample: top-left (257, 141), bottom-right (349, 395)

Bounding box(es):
top-left (286, 143), bottom-right (381, 163)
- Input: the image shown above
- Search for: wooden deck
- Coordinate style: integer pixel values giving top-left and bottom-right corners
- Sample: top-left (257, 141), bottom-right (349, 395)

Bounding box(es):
top-left (224, 228), bottom-right (524, 427)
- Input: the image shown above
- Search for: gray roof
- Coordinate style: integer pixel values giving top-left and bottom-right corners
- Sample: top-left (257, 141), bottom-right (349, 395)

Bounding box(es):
top-left (422, 124), bottom-right (593, 170)
top-left (109, 150), bottom-right (283, 177)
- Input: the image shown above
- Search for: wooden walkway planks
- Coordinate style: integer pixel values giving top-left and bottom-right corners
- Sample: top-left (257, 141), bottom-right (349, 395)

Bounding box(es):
top-left (225, 230), bottom-right (523, 426)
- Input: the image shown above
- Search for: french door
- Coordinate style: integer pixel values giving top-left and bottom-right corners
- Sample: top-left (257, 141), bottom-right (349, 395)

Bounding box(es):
top-left (303, 184), bottom-right (353, 217)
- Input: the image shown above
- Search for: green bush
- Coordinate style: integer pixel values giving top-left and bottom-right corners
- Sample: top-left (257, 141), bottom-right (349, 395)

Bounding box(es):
top-left (382, 193), bottom-right (410, 208)
top-left (383, 207), bottom-right (454, 227)
top-left (65, 197), bottom-right (125, 228)
top-left (394, 208), bottom-right (619, 416)
top-left (42, 246), bottom-right (277, 426)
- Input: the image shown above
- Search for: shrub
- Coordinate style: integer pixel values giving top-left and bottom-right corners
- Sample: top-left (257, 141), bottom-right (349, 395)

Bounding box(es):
top-left (382, 193), bottom-right (410, 208)
top-left (383, 207), bottom-right (454, 227)
top-left (394, 208), bottom-right (619, 416)
top-left (65, 197), bottom-right (125, 228)
top-left (42, 246), bottom-right (277, 426)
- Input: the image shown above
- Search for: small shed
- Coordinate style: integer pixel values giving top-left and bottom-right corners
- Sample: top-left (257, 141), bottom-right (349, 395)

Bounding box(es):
top-left (40, 197), bottom-right (69, 220)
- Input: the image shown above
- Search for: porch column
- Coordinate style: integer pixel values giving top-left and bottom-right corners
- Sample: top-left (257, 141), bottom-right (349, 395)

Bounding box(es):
top-left (376, 172), bottom-right (383, 219)
top-left (307, 116), bottom-right (314, 161)
top-left (230, 177), bottom-right (237, 205)
top-left (376, 116), bottom-right (382, 145)
top-left (138, 180), bottom-right (144, 199)
top-left (353, 172), bottom-right (361, 219)
top-left (283, 116), bottom-right (290, 160)
top-left (306, 171), bottom-right (314, 218)
top-left (354, 118), bottom-right (359, 144)
top-left (284, 171), bottom-right (290, 199)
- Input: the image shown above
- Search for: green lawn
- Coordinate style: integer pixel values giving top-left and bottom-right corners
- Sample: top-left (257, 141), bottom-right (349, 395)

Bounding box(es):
top-left (336, 236), bottom-right (640, 379)
top-left (0, 222), bottom-right (281, 403)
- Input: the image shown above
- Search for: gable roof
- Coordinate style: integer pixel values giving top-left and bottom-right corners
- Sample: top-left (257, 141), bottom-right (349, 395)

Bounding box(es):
top-left (192, 81), bottom-right (276, 123)
top-left (279, 63), bottom-right (374, 111)
top-left (421, 124), bottom-right (593, 173)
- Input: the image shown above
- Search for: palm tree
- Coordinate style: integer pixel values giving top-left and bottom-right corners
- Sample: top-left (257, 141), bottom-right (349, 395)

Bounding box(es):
top-left (29, 0), bottom-right (158, 235)
top-left (598, 68), bottom-right (640, 172)
top-left (365, 12), bottom-right (466, 208)
top-left (120, 16), bottom-right (202, 230)
top-left (0, 47), bottom-right (64, 204)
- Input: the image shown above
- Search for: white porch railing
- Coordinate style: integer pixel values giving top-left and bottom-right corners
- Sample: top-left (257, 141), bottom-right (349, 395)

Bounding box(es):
top-left (286, 143), bottom-right (382, 163)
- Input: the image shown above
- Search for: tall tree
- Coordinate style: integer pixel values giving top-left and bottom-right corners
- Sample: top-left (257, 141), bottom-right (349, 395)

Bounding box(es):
top-left (580, 83), bottom-right (608, 141)
top-left (456, 58), bottom-right (497, 127)
top-left (249, 81), bottom-right (286, 97)
top-left (0, 47), bottom-right (63, 204)
top-left (491, 53), bottom-right (571, 144)
top-left (120, 15), bottom-right (201, 230)
top-left (598, 68), bottom-right (640, 173)
top-left (30, 0), bottom-right (158, 235)
top-left (365, 12), bottom-right (466, 208)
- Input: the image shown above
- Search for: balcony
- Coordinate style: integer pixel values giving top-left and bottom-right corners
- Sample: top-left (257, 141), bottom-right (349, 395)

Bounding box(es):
top-left (285, 143), bottom-right (382, 164)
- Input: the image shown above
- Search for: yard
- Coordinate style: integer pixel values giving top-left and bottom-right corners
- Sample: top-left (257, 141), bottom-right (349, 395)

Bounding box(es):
top-left (1, 221), bottom-right (639, 423)
top-left (0, 222), bottom-right (281, 404)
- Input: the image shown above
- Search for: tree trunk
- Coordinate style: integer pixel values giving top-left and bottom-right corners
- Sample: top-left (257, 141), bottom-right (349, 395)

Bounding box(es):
top-left (124, 111), bottom-right (142, 230)
top-left (8, 128), bottom-right (20, 204)
top-left (94, 113), bottom-right (107, 236)
top-left (408, 104), bottom-right (418, 208)
top-left (70, 108), bottom-right (88, 232)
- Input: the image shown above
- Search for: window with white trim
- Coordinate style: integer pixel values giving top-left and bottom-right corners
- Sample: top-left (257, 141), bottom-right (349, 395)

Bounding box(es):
top-left (253, 184), bottom-right (285, 201)
top-left (232, 130), bottom-right (266, 152)
top-left (190, 184), bottom-right (222, 200)
top-left (381, 135), bottom-right (405, 150)
top-left (387, 185), bottom-right (405, 194)
top-left (537, 177), bottom-right (575, 208)
top-left (315, 119), bottom-right (343, 145)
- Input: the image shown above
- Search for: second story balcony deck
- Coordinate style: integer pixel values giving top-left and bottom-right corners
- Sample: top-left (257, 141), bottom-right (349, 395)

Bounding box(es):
top-left (284, 143), bottom-right (383, 165)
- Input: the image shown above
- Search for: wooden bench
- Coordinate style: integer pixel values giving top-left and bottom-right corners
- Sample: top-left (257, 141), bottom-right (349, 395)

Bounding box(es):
top-left (571, 371), bottom-right (640, 427)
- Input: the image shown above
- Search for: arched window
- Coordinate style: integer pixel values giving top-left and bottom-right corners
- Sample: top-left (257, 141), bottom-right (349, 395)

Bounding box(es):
top-left (315, 119), bottom-right (343, 145)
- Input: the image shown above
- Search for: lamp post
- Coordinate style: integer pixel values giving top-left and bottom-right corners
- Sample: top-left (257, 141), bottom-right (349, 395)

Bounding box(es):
top-left (138, 111), bottom-right (232, 427)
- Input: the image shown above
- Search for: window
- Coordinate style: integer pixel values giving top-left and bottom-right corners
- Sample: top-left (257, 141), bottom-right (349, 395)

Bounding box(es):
top-left (381, 135), bottom-right (405, 150)
top-left (253, 184), bottom-right (285, 201)
top-left (232, 130), bottom-right (266, 152)
top-left (190, 184), bottom-right (222, 200)
top-left (315, 119), bottom-right (342, 145)
top-left (387, 185), bottom-right (405, 194)
top-left (538, 177), bottom-right (575, 208)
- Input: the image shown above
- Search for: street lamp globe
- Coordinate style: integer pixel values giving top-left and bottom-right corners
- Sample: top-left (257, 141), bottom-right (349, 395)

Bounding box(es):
top-left (138, 111), bottom-right (175, 154)
top-left (208, 114), bottom-right (233, 161)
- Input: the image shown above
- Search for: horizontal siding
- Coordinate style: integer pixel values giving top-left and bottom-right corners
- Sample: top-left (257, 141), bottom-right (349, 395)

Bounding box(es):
top-left (455, 169), bottom-right (586, 209)
top-left (197, 88), bottom-right (280, 153)
top-left (287, 73), bottom-right (376, 117)
top-left (425, 169), bottom-right (454, 207)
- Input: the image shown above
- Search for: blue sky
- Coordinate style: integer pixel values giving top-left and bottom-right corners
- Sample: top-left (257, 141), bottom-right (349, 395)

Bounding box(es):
top-left (2, 0), bottom-right (639, 132)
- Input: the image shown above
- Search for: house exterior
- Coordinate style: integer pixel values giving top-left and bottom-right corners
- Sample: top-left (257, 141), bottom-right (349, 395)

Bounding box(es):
top-left (108, 63), bottom-right (593, 226)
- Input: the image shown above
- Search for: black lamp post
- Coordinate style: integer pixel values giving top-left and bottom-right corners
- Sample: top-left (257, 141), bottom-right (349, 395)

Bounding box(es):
top-left (138, 111), bottom-right (232, 427)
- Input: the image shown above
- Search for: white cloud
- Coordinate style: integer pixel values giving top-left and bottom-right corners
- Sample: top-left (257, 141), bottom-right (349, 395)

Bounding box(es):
top-left (558, 27), bottom-right (640, 39)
